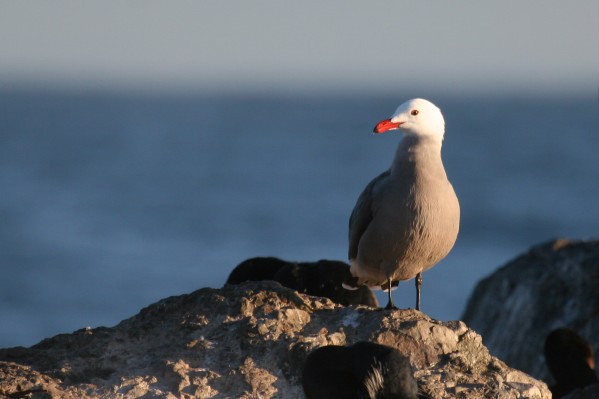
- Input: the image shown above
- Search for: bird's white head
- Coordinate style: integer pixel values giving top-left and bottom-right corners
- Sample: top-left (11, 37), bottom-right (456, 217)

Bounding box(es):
top-left (373, 98), bottom-right (445, 140)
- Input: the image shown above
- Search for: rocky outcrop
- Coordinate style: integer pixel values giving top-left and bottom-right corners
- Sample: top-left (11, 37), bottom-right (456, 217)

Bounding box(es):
top-left (462, 239), bottom-right (599, 385)
top-left (0, 281), bottom-right (550, 398)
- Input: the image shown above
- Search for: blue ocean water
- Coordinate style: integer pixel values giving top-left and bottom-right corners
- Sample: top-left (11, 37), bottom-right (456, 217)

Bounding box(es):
top-left (1, 89), bottom-right (598, 348)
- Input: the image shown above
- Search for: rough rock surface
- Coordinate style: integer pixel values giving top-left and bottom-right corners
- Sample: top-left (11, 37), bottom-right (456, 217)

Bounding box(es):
top-left (462, 239), bottom-right (599, 385)
top-left (1, 281), bottom-right (550, 398)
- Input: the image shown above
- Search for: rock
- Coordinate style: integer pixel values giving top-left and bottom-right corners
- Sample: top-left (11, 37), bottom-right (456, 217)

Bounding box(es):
top-left (301, 341), bottom-right (418, 399)
top-left (462, 239), bottom-right (599, 385)
top-left (226, 257), bottom-right (379, 307)
top-left (544, 328), bottom-right (598, 398)
top-left (0, 281), bottom-right (550, 398)
top-left (563, 384), bottom-right (599, 399)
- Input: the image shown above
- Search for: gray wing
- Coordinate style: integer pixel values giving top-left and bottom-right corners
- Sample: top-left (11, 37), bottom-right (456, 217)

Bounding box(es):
top-left (348, 170), bottom-right (390, 260)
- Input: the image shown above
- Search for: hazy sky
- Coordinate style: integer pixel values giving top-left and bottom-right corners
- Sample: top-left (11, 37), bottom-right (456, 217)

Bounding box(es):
top-left (1, 1), bottom-right (598, 93)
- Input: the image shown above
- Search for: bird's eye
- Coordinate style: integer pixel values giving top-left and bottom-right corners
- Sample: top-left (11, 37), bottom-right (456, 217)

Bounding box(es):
top-left (411, 110), bottom-right (419, 116)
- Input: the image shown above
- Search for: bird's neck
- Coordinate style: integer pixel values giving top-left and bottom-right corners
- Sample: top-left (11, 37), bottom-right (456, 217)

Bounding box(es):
top-left (390, 135), bottom-right (444, 176)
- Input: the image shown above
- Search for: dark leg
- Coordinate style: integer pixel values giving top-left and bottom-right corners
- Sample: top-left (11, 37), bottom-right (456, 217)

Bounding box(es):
top-left (415, 273), bottom-right (423, 311)
top-left (384, 278), bottom-right (397, 310)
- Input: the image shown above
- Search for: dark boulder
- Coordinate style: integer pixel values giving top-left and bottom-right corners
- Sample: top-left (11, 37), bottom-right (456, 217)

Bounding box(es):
top-left (227, 257), bottom-right (378, 307)
top-left (544, 328), bottom-right (598, 398)
top-left (302, 341), bottom-right (418, 399)
top-left (462, 239), bottom-right (599, 387)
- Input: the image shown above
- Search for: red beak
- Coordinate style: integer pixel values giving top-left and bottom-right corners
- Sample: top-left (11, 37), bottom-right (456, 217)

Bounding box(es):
top-left (373, 118), bottom-right (401, 133)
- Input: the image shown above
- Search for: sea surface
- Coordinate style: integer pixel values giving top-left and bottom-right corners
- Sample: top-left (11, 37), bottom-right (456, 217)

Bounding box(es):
top-left (1, 88), bottom-right (598, 347)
